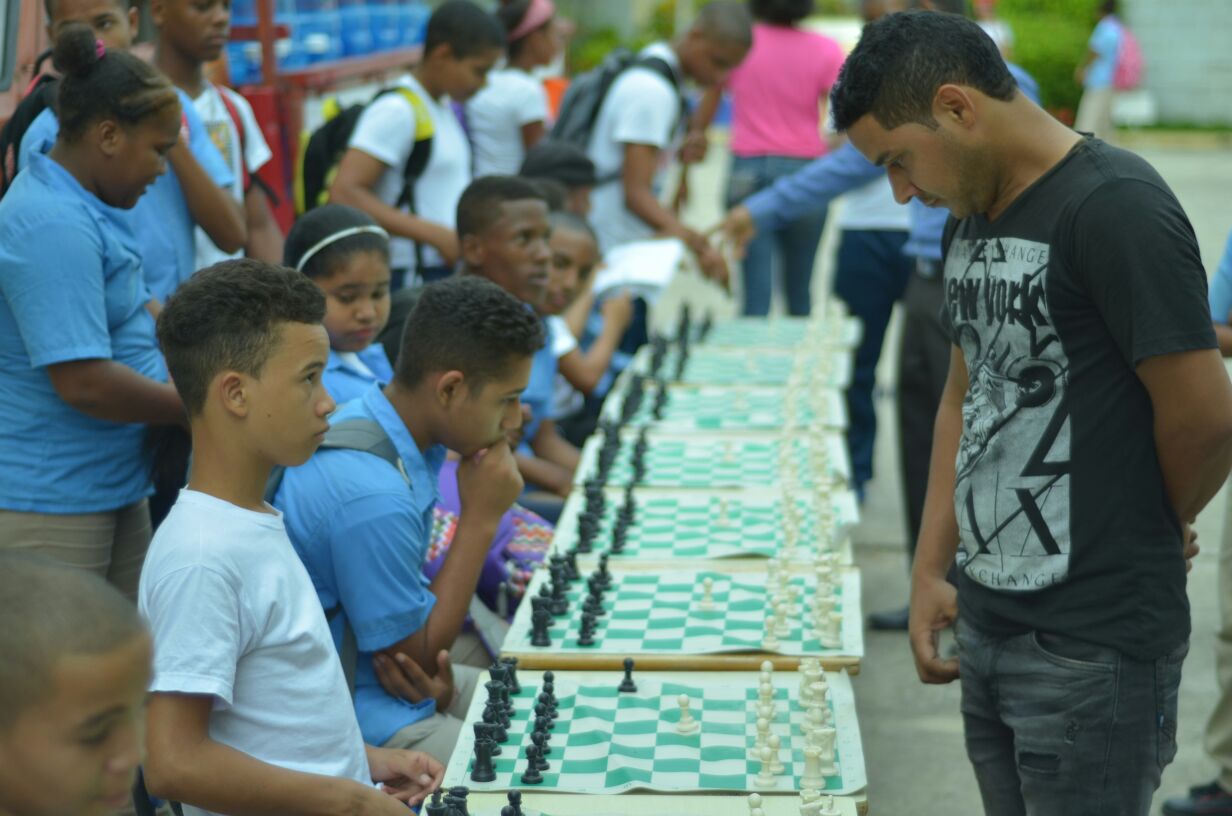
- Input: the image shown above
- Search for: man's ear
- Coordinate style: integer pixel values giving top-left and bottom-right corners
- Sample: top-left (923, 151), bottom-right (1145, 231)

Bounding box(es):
top-left (460, 234), bottom-right (485, 269)
top-left (426, 41), bottom-right (455, 64)
top-left (217, 371), bottom-right (249, 418)
top-left (149, 0), bottom-right (166, 27)
top-left (435, 369), bottom-right (465, 407)
top-left (97, 118), bottom-right (123, 158)
top-left (128, 5), bottom-right (141, 31)
top-left (934, 84), bottom-right (977, 130)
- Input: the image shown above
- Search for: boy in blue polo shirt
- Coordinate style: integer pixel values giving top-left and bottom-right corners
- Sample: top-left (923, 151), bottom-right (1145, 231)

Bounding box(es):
top-left (273, 276), bottom-right (543, 762)
top-left (455, 176), bottom-right (580, 520)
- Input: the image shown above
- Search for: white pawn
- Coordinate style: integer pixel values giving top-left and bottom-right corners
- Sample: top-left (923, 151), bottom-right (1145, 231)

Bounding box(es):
top-left (750, 716), bottom-right (770, 760)
top-left (700, 577), bottom-right (715, 611)
top-left (747, 793), bottom-right (764, 816)
top-left (767, 734), bottom-right (785, 774)
top-left (676, 694), bottom-right (699, 735)
top-left (755, 745), bottom-right (778, 787)
top-left (762, 614), bottom-right (781, 651)
top-left (761, 659), bottom-right (775, 675)
top-left (773, 603), bottom-right (791, 638)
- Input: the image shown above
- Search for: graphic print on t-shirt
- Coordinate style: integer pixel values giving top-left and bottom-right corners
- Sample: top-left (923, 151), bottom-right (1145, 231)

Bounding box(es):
top-left (206, 121), bottom-right (237, 172)
top-left (945, 236), bottom-right (1072, 591)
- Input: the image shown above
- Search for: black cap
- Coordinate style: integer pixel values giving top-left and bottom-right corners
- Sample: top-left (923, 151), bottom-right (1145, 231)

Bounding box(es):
top-left (520, 139), bottom-right (597, 188)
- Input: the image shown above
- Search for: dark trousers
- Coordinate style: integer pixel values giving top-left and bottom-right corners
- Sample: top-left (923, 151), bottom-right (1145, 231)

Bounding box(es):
top-left (832, 228), bottom-right (912, 496)
top-left (897, 268), bottom-right (951, 556)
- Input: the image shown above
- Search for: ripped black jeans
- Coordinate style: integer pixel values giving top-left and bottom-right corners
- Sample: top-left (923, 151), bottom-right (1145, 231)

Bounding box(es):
top-left (956, 618), bottom-right (1186, 816)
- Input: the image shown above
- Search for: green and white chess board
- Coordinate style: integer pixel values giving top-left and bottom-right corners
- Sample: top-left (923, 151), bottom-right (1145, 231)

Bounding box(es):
top-left (602, 380), bottom-right (848, 432)
top-left (504, 566), bottom-right (862, 660)
top-left (553, 487), bottom-right (858, 565)
top-left (575, 431), bottom-right (851, 490)
top-left (629, 346), bottom-right (852, 389)
top-left (442, 669), bottom-right (867, 795)
top-left (686, 316), bottom-right (863, 351)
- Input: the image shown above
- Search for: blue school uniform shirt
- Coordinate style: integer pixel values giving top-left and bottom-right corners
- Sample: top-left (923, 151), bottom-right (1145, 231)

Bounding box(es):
top-left (1208, 228), bottom-right (1232, 324)
top-left (518, 318), bottom-right (558, 455)
top-left (0, 153), bottom-right (168, 513)
top-left (1084, 16), bottom-right (1123, 91)
top-left (19, 88), bottom-right (233, 302)
top-left (322, 345), bottom-right (395, 405)
top-left (273, 383), bottom-right (447, 746)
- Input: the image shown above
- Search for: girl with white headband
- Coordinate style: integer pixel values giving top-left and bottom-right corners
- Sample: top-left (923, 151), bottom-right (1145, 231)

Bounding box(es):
top-left (465, 0), bottom-right (562, 177)
top-left (284, 204), bottom-right (395, 404)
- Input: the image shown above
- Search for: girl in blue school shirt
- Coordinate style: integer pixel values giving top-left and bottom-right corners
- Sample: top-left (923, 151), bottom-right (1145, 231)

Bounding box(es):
top-left (0, 24), bottom-right (186, 600)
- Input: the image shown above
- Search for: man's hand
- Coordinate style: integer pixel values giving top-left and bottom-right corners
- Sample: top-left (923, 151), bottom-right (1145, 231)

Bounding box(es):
top-left (679, 128), bottom-right (709, 165)
top-left (457, 438), bottom-right (523, 523)
top-left (695, 244), bottom-right (730, 288)
top-left (908, 575), bottom-right (960, 684)
top-left (600, 291), bottom-right (635, 333)
top-left (1183, 521), bottom-right (1200, 573)
top-left (709, 205), bottom-right (757, 260)
top-left (422, 223), bottom-right (460, 267)
top-left (374, 649), bottom-right (455, 711)
top-left (366, 747), bottom-right (443, 807)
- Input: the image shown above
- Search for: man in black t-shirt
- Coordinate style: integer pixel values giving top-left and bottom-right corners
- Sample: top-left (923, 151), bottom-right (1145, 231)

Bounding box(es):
top-left (831, 11), bottom-right (1232, 815)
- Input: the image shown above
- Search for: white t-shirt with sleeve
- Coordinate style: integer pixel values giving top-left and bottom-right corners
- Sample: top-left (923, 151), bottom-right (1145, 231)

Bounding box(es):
top-left (586, 42), bottom-right (683, 253)
top-left (138, 490), bottom-right (370, 816)
top-left (348, 73), bottom-right (472, 273)
top-left (192, 85), bottom-right (274, 271)
top-left (466, 67), bottom-right (550, 177)
top-left (546, 315), bottom-right (582, 418)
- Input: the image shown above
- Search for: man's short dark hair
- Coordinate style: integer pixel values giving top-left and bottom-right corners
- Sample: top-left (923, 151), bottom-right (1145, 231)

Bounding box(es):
top-left (750, 0), bottom-right (814, 25)
top-left (424, 0), bottom-right (505, 59)
top-left (157, 260), bottom-right (326, 416)
top-left (693, 0), bottom-right (754, 48)
top-left (456, 175), bottom-right (549, 241)
top-left (396, 276), bottom-right (545, 390)
top-left (0, 554), bottom-right (145, 731)
top-left (520, 139), bottom-right (597, 189)
top-left (830, 10), bottom-right (1016, 132)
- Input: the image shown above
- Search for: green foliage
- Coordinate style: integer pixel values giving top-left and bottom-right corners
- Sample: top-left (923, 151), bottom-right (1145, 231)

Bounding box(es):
top-left (998, 0), bottom-right (1104, 118)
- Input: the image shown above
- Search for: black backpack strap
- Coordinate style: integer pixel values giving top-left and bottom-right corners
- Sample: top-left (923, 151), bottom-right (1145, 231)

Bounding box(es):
top-left (592, 55), bottom-right (688, 187)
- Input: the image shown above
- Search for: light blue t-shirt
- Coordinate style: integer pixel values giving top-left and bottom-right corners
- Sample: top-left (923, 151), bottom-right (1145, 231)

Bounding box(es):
top-left (519, 319), bottom-right (558, 454)
top-left (1208, 228), bottom-right (1232, 324)
top-left (0, 153), bottom-right (168, 513)
top-left (1085, 16), bottom-right (1123, 90)
top-left (274, 384), bottom-right (447, 746)
top-left (322, 345), bottom-right (394, 405)
top-left (19, 88), bottom-right (233, 302)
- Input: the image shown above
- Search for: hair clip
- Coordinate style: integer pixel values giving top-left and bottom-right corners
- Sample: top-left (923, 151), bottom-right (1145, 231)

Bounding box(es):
top-left (95, 39), bottom-right (106, 59)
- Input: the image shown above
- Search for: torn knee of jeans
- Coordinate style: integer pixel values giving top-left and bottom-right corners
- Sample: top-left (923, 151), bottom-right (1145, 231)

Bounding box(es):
top-left (1018, 751), bottom-right (1061, 774)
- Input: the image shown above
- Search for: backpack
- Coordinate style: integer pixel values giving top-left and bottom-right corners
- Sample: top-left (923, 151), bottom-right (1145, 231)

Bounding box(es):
top-left (1113, 22), bottom-right (1144, 91)
top-left (0, 50), bottom-right (57, 199)
top-left (293, 86), bottom-right (433, 217)
top-left (212, 84), bottom-right (280, 205)
top-left (550, 47), bottom-right (686, 180)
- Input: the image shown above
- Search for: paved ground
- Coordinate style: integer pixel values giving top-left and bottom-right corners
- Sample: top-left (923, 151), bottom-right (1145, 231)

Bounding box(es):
top-left (674, 136), bottom-right (1232, 814)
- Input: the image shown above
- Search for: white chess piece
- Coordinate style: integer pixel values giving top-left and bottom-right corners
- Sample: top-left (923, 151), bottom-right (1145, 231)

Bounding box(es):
top-left (817, 726), bottom-right (838, 776)
top-left (747, 793), bottom-right (763, 816)
top-left (761, 659), bottom-right (775, 675)
top-left (773, 602), bottom-right (791, 637)
top-left (755, 745), bottom-right (778, 787)
top-left (676, 694), bottom-right (699, 735)
top-left (805, 706), bottom-right (826, 746)
top-left (801, 745), bottom-right (825, 790)
top-left (700, 577), bottom-right (715, 611)
top-left (819, 795), bottom-right (841, 816)
top-left (751, 716), bottom-right (770, 760)
top-left (820, 612), bottom-right (843, 649)
top-left (762, 610), bottom-right (781, 651)
top-left (767, 733), bottom-right (785, 774)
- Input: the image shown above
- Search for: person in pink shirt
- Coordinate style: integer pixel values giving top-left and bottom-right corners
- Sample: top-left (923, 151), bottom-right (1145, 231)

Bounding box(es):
top-left (724, 0), bottom-right (844, 316)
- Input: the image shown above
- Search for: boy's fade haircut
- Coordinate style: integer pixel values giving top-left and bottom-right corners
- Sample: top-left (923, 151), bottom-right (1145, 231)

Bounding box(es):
top-left (693, 0), bottom-right (754, 48)
top-left (424, 0), bottom-right (505, 59)
top-left (157, 259), bottom-right (326, 416)
top-left (549, 210), bottom-right (597, 245)
top-left (829, 10), bottom-right (1016, 133)
top-left (456, 174), bottom-right (549, 241)
top-left (396, 276), bottom-right (545, 391)
top-left (0, 553), bottom-right (145, 731)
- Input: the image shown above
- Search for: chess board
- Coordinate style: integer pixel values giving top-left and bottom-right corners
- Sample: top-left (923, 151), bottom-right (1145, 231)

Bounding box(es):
top-left (685, 316), bottom-right (863, 351)
top-left (442, 670), bottom-right (868, 796)
top-left (601, 380), bottom-right (848, 433)
top-left (503, 567), bottom-right (863, 661)
top-left (462, 793), bottom-right (860, 816)
top-left (627, 345), bottom-right (853, 389)
top-left (553, 487), bottom-right (858, 566)
top-left (574, 430), bottom-right (851, 490)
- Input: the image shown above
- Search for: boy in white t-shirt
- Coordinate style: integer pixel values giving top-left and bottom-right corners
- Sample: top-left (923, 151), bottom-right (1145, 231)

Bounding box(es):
top-left (331, 0), bottom-right (504, 286)
top-left (152, 0), bottom-right (285, 267)
top-left (586, 0), bottom-right (751, 282)
top-left (140, 260), bottom-right (442, 816)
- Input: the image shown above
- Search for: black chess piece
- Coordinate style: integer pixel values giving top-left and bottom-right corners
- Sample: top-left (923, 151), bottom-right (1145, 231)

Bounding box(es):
top-left (449, 786), bottom-right (471, 816)
top-left (502, 807), bottom-right (516, 816)
top-left (596, 553), bottom-right (612, 587)
top-left (500, 656), bottom-right (522, 695)
top-left (507, 790), bottom-right (524, 816)
top-left (534, 714), bottom-right (552, 738)
top-left (619, 657), bottom-right (637, 693)
top-left (699, 311), bottom-right (713, 341)
top-left (531, 730), bottom-right (552, 763)
top-left (578, 618), bottom-right (596, 646)
top-left (481, 702), bottom-right (508, 743)
top-left (565, 549), bottom-right (581, 581)
top-left (425, 788), bottom-right (448, 816)
top-left (470, 738), bottom-right (497, 783)
top-left (473, 722), bottom-right (502, 755)
top-left (529, 597), bottom-right (552, 647)
top-left (520, 745), bottom-right (544, 785)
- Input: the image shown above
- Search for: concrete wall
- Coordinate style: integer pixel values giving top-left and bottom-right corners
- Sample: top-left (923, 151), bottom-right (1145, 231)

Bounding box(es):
top-left (1126, 0), bottom-right (1232, 126)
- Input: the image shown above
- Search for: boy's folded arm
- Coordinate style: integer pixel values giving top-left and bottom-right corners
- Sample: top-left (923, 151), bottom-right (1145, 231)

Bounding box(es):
top-left (144, 692), bottom-right (382, 816)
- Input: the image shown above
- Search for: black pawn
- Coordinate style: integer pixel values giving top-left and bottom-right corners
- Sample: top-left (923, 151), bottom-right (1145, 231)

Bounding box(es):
top-left (501, 656), bottom-right (522, 695)
top-left (425, 788), bottom-right (447, 816)
top-left (520, 745), bottom-right (544, 785)
top-left (449, 786), bottom-right (471, 815)
top-left (470, 738), bottom-right (496, 783)
top-left (502, 808), bottom-right (516, 816)
top-left (531, 730), bottom-right (551, 764)
top-left (507, 790), bottom-right (524, 816)
top-left (619, 657), bottom-right (637, 693)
